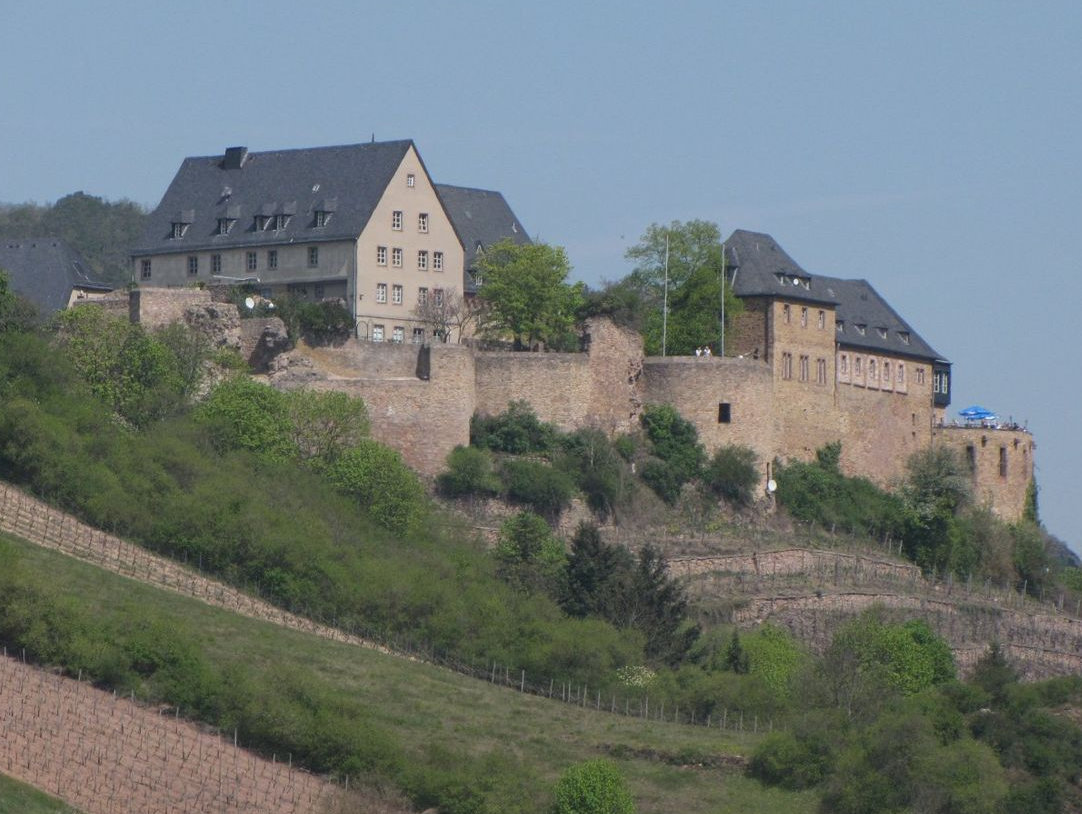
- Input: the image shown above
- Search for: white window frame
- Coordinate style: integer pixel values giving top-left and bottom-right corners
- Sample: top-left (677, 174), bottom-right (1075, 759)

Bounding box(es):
top-left (141, 259), bottom-right (152, 279)
top-left (376, 283), bottom-right (387, 303)
top-left (418, 287), bottom-right (428, 305)
top-left (392, 284), bottom-right (403, 305)
top-left (392, 210), bottom-right (403, 230)
top-left (434, 288), bottom-right (444, 307)
top-left (377, 246), bottom-right (387, 266)
top-left (246, 251), bottom-right (257, 271)
top-left (418, 213), bottom-right (429, 233)
top-left (268, 249), bottom-right (278, 270)
top-left (211, 254), bottom-right (221, 274)
top-left (187, 255), bottom-right (198, 276)
top-left (372, 324), bottom-right (384, 342)
top-left (418, 250), bottom-right (428, 271)
top-left (433, 251), bottom-right (443, 271)
top-left (308, 246), bottom-right (319, 267)
top-left (392, 326), bottom-right (405, 343)
top-left (406, 173), bottom-right (415, 188)
top-left (392, 247), bottom-right (403, 268)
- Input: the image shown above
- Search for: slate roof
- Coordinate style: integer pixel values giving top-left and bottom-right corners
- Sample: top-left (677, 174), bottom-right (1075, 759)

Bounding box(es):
top-left (435, 184), bottom-right (531, 292)
top-left (818, 275), bottom-right (945, 362)
top-left (724, 229), bottom-right (945, 362)
top-left (724, 229), bottom-right (837, 306)
top-left (0, 238), bottom-right (112, 314)
top-left (131, 141), bottom-right (415, 257)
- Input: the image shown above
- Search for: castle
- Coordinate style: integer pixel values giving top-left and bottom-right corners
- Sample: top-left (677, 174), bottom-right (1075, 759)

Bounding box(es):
top-left (127, 269), bottom-right (1034, 523)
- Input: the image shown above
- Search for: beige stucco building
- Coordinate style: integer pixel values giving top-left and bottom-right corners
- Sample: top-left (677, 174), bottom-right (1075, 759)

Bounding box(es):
top-left (130, 141), bottom-right (529, 344)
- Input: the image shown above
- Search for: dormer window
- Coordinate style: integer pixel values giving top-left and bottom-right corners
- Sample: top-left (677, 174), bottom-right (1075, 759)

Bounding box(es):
top-left (255, 215), bottom-right (271, 231)
top-left (836, 320), bottom-right (844, 333)
top-left (855, 324), bottom-right (866, 336)
top-left (315, 210), bottom-right (331, 228)
top-left (171, 222), bottom-right (189, 239)
top-left (899, 331), bottom-right (910, 345)
top-left (273, 214), bottom-right (290, 231)
top-left (877, 327), bottom-right (888, 339)
top-left (217, 218), bottom-right (235, 236)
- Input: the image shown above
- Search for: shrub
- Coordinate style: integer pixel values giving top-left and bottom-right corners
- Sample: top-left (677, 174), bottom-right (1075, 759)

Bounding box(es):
top-left (471, 401), bottom-right (558, 454)
top-left (557, 429), bottom-right (633, 517)
top-left (495, 511), bottom-right (566, 595)
top-left (639, 404), bottom-right (704, 482)
top-left (284, 388), bottom-right (369, 465)
top-left (748, 731), bottom-right (832, 790)
top-left (639, 460), bottom-right (682, 505)
top-left (500, 458), bottom-right (575, 518)
top-left (702, 444), bottom-right (758, 505)
top-left (195, 376), bottom-right (296, 461)
top-left (552, 759), bottom-right (635, 814)
top-left (437, 445), bottom-right (500, 498)
top-left (324, 440), bottom-right (427, 534)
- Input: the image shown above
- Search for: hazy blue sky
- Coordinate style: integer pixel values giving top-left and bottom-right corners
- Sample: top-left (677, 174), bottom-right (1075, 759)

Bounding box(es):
top-left (3, 2), bottom-right (1080, 550)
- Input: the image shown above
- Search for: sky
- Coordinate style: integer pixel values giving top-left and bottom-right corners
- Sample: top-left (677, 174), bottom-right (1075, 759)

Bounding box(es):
top-left (3, 1), bottom-right (1080, 550)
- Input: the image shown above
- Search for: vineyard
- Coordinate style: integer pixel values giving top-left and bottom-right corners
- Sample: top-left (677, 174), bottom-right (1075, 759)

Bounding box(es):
top-left (0, 654), bottom-right (336, 814)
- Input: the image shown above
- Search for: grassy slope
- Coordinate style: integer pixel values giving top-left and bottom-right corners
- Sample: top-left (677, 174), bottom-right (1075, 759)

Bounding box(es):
top-left (1, 531), bottom-right (817, 814)
top-left (0, 774), bottom-right (80, 814)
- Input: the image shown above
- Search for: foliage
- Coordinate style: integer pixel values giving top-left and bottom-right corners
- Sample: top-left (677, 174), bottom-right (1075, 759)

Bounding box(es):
top-left (775, 446), bottom-right (906, 542)
top-left (1011, 520), bottom-right (1053, 596)
top-left (638, 404), bottom-right (705, 504)
top-left (552, 759), bottom-right (635, 814)
top-left (556, 428), bottom-right (635, 518)
top-left (411, 285), bottom-right (475, 343)
top-left (561, 523), bottom-right (633, 620)
top-left (0, 270), bottom-right (40, 334)
top-left (472, 401), bottom-right (559, 455)
top-left (500, 458), bottom-right (576, 519)
top-left (437, 445), bottom-right (501, 498)
top-left (55, 307), bottom-right (189, 425)
top-left (194, 376), bottom-right (296, 461)
top-left (618, 544), bottom-right (699, 666)
top-left (1023, 478), bottom-right (1040, 524)
top-left (701, 444), bottom-right (758, 505)
top-left (748, 731), bottom-right (832, 790)
top-left (900, 446), bottom-right (972, 573)
top-left (474, 239), bottom-right (585, 349)
top-left (152, 322), bottom-right (212, 401)
top-left (324, 440), bottom-right (427, 535)
top-left (741, 624), bottom-right (807, 699)
top-left (284, 388), bottom-right (370, 465)
top-left (494, 511), bottom-right (566, 595)
top-left (724, 630), bottom-right (749, 673)
top-left (0, 192), bottom-right (147, 287)
top-left (272, 296), bottom-right (353, 344)
top-left (622, 220), bottom-right (742, 356)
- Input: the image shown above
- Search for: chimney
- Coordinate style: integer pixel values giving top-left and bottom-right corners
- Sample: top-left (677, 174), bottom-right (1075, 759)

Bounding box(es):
top-left (222, 146), bottom-right (248, 170)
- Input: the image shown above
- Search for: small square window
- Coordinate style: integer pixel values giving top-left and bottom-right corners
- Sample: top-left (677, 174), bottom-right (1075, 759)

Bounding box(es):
top-left (372, 324), bottom-right (384, 342)
top-left (392, 326), bottom-right (405, 343)
top-left (140, 259), bottom-right (152, 280)
top-left (392, 247), bottom-right (402, 268)
top-left (376, 283), bottom-right (387, 303)
top-left (187, 255), bottom-right (198, 276)
top-left (308, 246), bottom-right (319, 267)
top-left (268, 249), bottom-right (278, 270)
top-left (718, 403), bottom-right (731, 423)
top-left (433, 251), bottom-right (443, 271)
top-left (246, 251), bottom-right (257, 271)
top-left (211, 254), bottom-right (222, 274)
top-left (406, 173), bottom-right (415, 188)
top-left (392, 284), bottom-right (403, 305)
top-left (392, 210), bottom-right (403, 230)
top-left (377, 246), bottom-right (387, 266)
top-left (418, 250), bottom-right (428, 270)
top-left (418, 213), bottom-right (428, 233)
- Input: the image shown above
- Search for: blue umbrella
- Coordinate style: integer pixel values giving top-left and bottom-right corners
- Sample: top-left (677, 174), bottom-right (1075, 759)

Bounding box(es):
top-left (959, 405), bottom-right (996, 420)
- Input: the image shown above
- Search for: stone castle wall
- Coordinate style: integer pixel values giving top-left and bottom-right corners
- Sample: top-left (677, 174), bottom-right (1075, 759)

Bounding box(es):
top-left (121, 290), bottom-right (1034, 518)
top-left (642, 356), bottom-right (775, 486)
top-left (933, 426), bottom-right (1035, 521)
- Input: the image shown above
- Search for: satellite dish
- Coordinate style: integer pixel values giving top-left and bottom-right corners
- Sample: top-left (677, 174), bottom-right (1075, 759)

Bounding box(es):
top-left (767, 479), bottom-right (777, 493)
top-left (244, 296), bottom-right (255, 310)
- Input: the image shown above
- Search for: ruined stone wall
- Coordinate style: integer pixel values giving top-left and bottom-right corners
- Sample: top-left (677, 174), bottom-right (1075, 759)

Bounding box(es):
top-left (642, 356), bottom-right (775, 484)
top-left (474, 352), bottom-right (593, 429)
top-left (933, 426), bottom-right (1035, 521)
top-left (583, 318), bottom-right (646, 435)
top-left (130, 287), bottom-right (212, 329)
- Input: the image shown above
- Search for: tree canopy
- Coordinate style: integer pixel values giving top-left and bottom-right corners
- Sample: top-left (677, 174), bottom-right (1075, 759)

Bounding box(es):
top-left (621, 219), bottom-right (742, 356)
top-left (474, 239), bottom-right (585, 350)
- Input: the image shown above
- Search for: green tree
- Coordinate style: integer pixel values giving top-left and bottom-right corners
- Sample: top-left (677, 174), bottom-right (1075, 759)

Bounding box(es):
top-left (494, 511), bottom-right (566, 595)
top-left (561, 523), bottom-right (633, 620)
top-left (623, 220), bottom-right (742, 356)
top-left (436, 445), bottom-right (501, 498)
top-left (617, 544), bottom-right (699, 665)
top-left (724, 629), bottom-right (749, 673)
top-left (195, 376), bottom-right (296, 461)
top-left (552, 759), bottom-right (635, 814)
top-left (324, 440), bottom-right (426, 534)
top-left (702, 444), bottom-right (759, 505)
top-left (474, 239), bottom-right (585, 349)
top-left (284, 389), bottom-right (370, 465)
